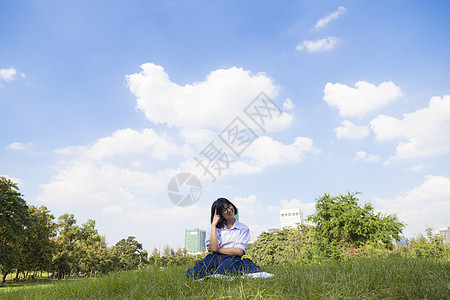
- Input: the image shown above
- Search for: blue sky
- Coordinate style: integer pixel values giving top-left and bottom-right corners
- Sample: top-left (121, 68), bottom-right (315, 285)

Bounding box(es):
top-left (1, 0), bottom-right (449, 251)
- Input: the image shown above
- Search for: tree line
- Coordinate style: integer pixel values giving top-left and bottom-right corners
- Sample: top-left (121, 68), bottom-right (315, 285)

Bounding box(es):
top-left (2, 176), bottom-right (448, 282)
top-left (246, 192), bottom-right (449, 266)
top-left (1, 176), bottom-right (156, 282)
top-left (0, 176), bottom-right (208, 282)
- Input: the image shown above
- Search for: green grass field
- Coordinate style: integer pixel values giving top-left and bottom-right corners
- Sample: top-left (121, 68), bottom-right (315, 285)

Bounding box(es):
top-left (1, 257), bottom-right (449, 299)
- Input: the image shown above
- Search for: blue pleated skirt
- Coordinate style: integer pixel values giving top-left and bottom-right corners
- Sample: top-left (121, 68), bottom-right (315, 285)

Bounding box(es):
top-left (185, 253), bottom-right (261, 279)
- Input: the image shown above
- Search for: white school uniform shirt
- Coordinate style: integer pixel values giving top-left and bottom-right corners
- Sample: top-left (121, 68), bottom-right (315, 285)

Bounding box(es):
top-left (205, 219), bottom-right (250, 254)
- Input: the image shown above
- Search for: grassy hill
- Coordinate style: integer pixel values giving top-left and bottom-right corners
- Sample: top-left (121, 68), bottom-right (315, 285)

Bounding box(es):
top-left (1, 256), bottom-right (449, 299)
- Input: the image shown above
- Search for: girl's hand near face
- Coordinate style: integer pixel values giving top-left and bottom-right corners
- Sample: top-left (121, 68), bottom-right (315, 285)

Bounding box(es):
top-left (209, 208), bottom-right (221, 252)
top-left (212, 208), bottom-right (221, 226)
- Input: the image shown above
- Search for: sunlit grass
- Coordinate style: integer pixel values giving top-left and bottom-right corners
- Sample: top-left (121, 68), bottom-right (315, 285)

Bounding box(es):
top-left (1, 257), bottom-right (448, 299)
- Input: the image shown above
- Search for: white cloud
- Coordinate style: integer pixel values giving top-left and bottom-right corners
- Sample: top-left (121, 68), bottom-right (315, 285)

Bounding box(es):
top-left (125, 63), bottom-right (290, 131)
top-left (131, 160), bottom-right (142, 168)
top-left (283, 98), bottom-right (295, 110)
top-left (371, 95), bottom-right (450, 159)
top-left (56, 128), bottom-right (184, 161)
top-left (334, 120), bottom-right (369, 139)
top-left (234, 194), bottom-right (257, 205)
top-left (179, 128), bottom-right (216, 149)
top-left (40, 63), bottom-right (315, 209)
top-left (370, 115), bottom-right (401, 141)
top-left (233, 195), bottom-right (259, 215)
top-left (230, 136), bottom-right (321, 174)
top-left (6, 142), bottom-right (33, 150)
top-left (353, 151), bottom-right (382, 163)
top-left (102, 205), bottom-right (124, 213)
top-left (38, 159), bottom-right (168, 205)
top-left (296, 36), bottom-right (339, 53)
top-left (324, 81), bottom-right (403, 117)
top-left (0, 67), bottom-right (25, 81)
top-left (314, 6), bottom-right (347, 30)
top-left (123, 204), bottom-right (208, 226)
top-left (179, 133), bottom-right (320, 181)
top-left (406, 163), bottom-right (428, 172)
top-left (246, 136), bottom-right (319, 165)
top-left (374, 175), bottom-right (450, 237)
top-left (256, 111), bottom-right (293, 133)
top-left (38, 128), bottom-right (185, 205)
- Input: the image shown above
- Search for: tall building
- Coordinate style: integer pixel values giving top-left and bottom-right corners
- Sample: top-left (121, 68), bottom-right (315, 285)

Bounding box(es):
top-left (439, 226), bottom-right (450, 244)
top-left (185, 228), bottom-right (206, 253)
top-left (394, 236), bottom-right (408, 247)
top-left (280, 208), bottom-right (304, 229)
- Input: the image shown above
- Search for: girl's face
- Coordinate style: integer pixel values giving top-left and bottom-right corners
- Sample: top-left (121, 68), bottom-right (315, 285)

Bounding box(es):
top-left (221, 203), bottom-right (235, 219)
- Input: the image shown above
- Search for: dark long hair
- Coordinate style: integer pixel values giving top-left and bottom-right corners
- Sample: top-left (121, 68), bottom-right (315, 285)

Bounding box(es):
top-left (210, 198), bottom-right (238, 228)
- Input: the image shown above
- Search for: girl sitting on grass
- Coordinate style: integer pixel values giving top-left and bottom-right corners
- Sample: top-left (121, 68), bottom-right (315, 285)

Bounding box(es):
top-left (185, 198), bottom-right (260, 279)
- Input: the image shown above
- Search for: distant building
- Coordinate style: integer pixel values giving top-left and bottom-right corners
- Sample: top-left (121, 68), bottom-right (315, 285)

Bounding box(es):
top-left (268, 228), bottom-right (280, 233)
top-left (439, 226), bottom-right (450, 244)
top-left (185, 228), bottom-right (206, 254)
top-left (280, 208), bottom-right (304, 229)
top-left (394, 236), bottom-right (408, 247)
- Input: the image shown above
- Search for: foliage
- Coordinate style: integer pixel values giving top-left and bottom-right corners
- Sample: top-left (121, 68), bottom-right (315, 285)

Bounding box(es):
top-left (247, 225), bottom-right (316, 266)
top-left (402, 227), bottom-right (448, 258)
top-left (1, 185), bottom-right (447, 286)
top-left (0, 177), bottom-right (29, 282)
top-left (248, 192), bottom-right (406, 265)
top-left (15, 206), bottom-right (57, 278)
top-left (53, 213), bottom-right (82, 278)
top-left (0, 179), bottom-right (197, 282)
top-left (147, 245), bottom-right (201, 267)
top-left (51, 215), bottom-right (150, 278)
top-left (114, 236), bottom-right (148, 271)
top-left (307, 192), bottom-right (404, 259)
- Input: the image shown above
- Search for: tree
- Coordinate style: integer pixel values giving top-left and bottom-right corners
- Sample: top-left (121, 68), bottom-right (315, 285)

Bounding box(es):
top-left (15, 205), bottom-right (56, 279)
top-left (53, 213), bottom-right (82, 278)
top-left (78, 219), bottom-right (103, 276)
top-left (307, 192), bottom-right (404, 258)
top-left (114, 236), bottom-right (147, 270)
top-left (151, 247), bottom-right (160, 257)
top-left (162, 244), bottom-right (174, 257)
top-left (0, 177), bottom-right (29, 282)
top-left (407, 227), bottom-right (446, 258)
top-left (149, 247), bottom-right (161, 266)
top-left (175, 247), bottom-right (186, 257)
top-left (247, 229), bottom-right (294, 266)
top-left (286, 224), bottom-right (316, 262)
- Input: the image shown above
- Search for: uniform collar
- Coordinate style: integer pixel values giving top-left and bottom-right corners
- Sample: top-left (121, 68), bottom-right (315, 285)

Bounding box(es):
top-left (223, 218), bottom-right (241, 230)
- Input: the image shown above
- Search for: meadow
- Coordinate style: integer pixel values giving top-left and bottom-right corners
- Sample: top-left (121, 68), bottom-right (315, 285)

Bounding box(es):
top-left (1, 256), bottom-right (449, 299)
